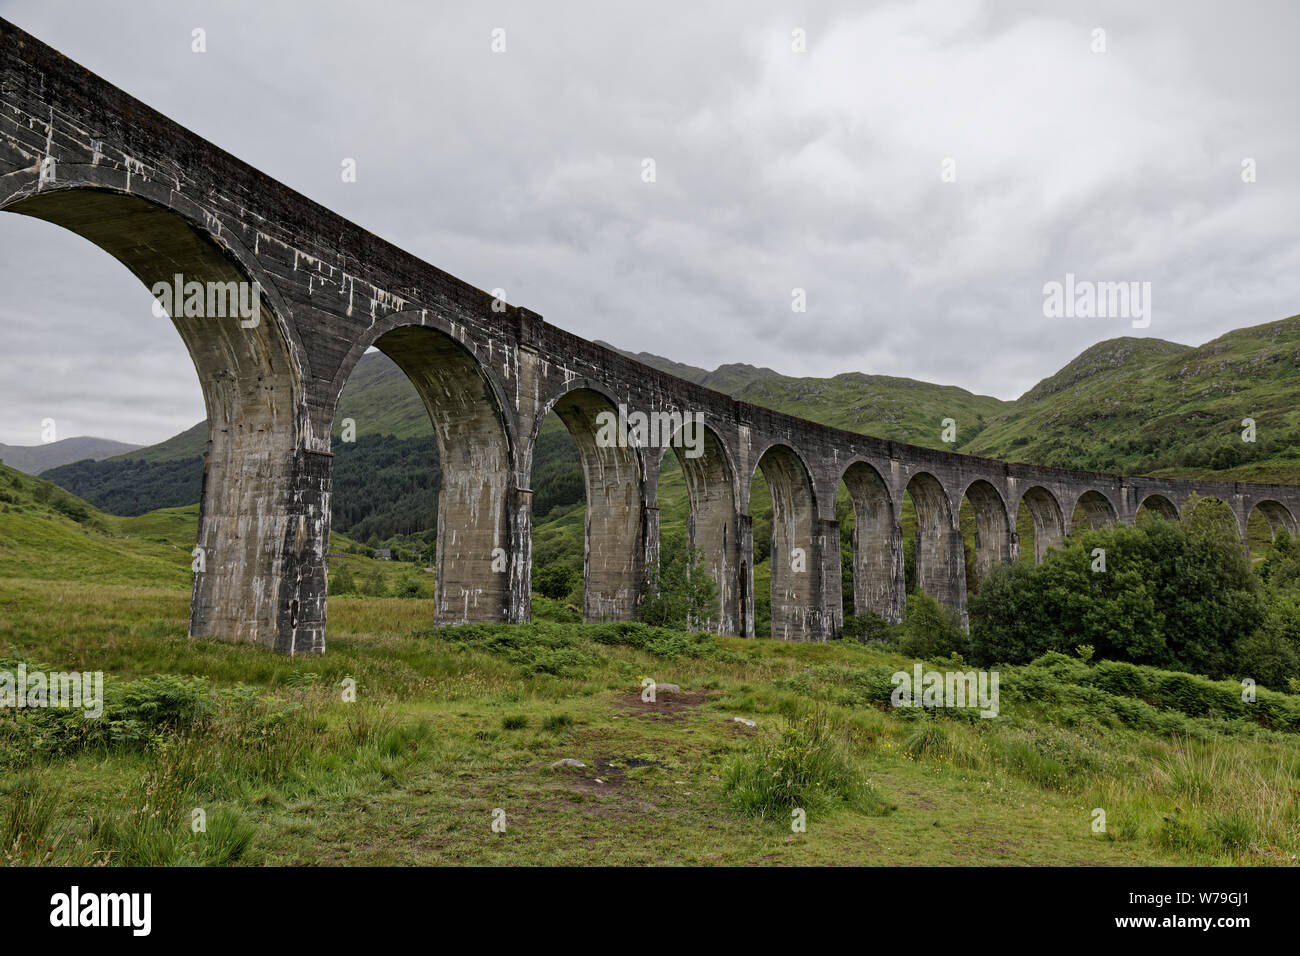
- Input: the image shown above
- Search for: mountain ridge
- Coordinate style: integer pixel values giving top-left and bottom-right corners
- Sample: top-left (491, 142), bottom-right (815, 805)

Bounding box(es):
top-left (0, 436), bottom-right (141, 476)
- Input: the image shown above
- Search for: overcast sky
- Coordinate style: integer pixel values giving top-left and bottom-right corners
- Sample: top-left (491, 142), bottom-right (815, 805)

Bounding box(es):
top-left (1, 0), bottom-right (1297, 446)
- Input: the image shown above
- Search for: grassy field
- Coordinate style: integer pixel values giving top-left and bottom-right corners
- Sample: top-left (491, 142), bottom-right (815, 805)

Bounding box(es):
top-left (3, 578), bottom-right (1298, 866)
top-left (3, 461), bottom-right (1298, 867)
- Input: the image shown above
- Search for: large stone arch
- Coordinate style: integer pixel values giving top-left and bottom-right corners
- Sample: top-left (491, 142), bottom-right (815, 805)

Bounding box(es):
top-left (531, 384), bottom-right (646, 621)
top-left (1137, 493), bottom-right (1180, 522)
top-left (1073, 489), bottom-right (1119, 531)
top-left (1247, 498), bottom-right (1297, 537)
top-left (657, 421), bottom-right (740, 634)
top-left (961, 478), bottom-right (1012, 585)
top-left (326, 313), bottom-right (521, 625)
top-left (841, 460), bottom-right (903, 622)
top-left (0, 178), bottom-right (322, 653)
top-left (1018, 486), bottom-right (1066, 564)
top-left (906, 472), bottom-right (966, 618)
top-left (751, 444), bottom-right (819, 640)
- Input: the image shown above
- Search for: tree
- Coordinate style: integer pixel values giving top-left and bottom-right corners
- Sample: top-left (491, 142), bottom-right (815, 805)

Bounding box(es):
top-left (898, 591), bottom-right (967, 659)
top-left (637, 530), bottom-right (719, 630)
top-left (969, 512), bottom-right (1263, 675)
top-left (534, 563), bottom-right (578, 600)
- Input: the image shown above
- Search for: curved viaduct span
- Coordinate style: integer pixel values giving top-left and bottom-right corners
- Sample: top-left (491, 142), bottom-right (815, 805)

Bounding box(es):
top-left (4, 20), bottom-right (1299, 654)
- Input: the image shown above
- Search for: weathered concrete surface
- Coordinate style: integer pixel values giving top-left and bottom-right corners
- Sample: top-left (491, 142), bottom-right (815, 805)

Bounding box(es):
top-left (5, 18), bottom-right (1300, 653)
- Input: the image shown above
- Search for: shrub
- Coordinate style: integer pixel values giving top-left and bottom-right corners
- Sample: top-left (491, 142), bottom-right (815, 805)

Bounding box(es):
top-left (395, 573), bottom-right (429, 599)
top-left (330, 565), bottom-right (356, 595)
top-left (970, 512), bottom-right (1263, 675)
top-left (541, 713), bottom-right (573, 732)
top-left (842, 610), bottom-right (895, 644)
top-left (360, 570), bottom-right (388, 597)
top-left (723, 710), bottom-right (892, 820)
top-left (637, 531), bottom-right (720, 631)
top-left (534, 564), bottom-right (578, 601)
top-left (898, 592), bottom-right (967, 659)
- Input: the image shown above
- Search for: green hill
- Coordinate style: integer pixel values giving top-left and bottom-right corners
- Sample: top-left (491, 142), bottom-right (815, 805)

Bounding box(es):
top-left (963, 316), bottom-right (1300, 481)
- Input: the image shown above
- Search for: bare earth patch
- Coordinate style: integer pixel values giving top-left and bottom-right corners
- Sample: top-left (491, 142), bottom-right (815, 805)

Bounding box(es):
top-left (613, 689), bottom-right (717, 720)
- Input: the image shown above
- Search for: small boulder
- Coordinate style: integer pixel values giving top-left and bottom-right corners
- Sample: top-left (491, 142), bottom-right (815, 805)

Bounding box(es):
top-left (550, 758), bottom-right (586, 769)
top-left (653, 683), bottom-right (682, 694)
top-left (732, 717), bottom-right (757, 727)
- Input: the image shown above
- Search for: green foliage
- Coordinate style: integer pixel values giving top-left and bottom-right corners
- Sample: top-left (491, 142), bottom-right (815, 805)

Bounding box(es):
top-left (842, 610), bottom-right (895, 644)
top-left (534, 563), bottom-right (578, 601)
top-left (1234, 593), bottom-right (1300, 690)
top-left (330, 565), bottom-right (357, 595)
top-left (395, 572), bottom-right (430, 599)
top-left (723, 710), bottom-right (893, 820)
top-left (897, 591), bottom-right (967, 659)
top-left (969, 509), bottom-right (1264, 676)
top-left (359, 570), bottom-right (388, 598)
top-left (637, 530), bottom-right (719, 631)
top-left (41, 457), bottom-right (203, 517)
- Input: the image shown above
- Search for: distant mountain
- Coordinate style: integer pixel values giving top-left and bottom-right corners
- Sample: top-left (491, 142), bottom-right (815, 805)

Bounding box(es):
top-left (0, 436), bottom-right (141, 475)
top-left (963, 316), bottom-right (1300, 480)
top-left (596, 343), bottom-right (1007, 449)
top-left (592, 341), bottom-right (782, 394)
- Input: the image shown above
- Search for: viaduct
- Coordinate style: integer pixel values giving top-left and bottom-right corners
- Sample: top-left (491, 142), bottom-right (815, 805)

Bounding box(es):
top-left (4, 19), bottom-right (1299, 654)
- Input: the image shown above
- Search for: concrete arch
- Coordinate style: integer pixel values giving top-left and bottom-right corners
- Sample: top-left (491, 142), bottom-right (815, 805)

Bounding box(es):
top-left (752, 444), bottom-right (818, 640)
top-left (0, 179), bottom-right (318, 652)
top-left (961, 478), bottom-right (1013, 586)
top-left (906, 472), bottom-right (966, 617)
top-left (660, 420), bottom-right (740, 634)
top-left (0, 171), bottom-right (309, 398)
top-left (1137, 493), bottom-right (1180, 521)
top-left (1018, 486), bottom-right (1066, 564)
top-left (1248, 499), bottom-right (1298, 536)
top-left (535, 385), bottom-right (646, 622)
top-left (841, 460), bottom-right (904, 622)
top-left (335, 321), bottom-right (519, 625)
top-left (1073, 489), bottom-right (1119, 531)
top-left (326, 306), bottom-right (518, 448)
top-left (746, 439), bottom-right (822, 517)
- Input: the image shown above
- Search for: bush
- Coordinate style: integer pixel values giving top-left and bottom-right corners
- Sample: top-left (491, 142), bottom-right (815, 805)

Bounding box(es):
top-left (330, 565), bottom-right (356, 595)
top-left (842, 611), bottom-right (894, 644)
top-left (898, 592), bottom-right (967, 659)
top-left (360, 570), bottom-right (388, 598)
top-left (723, 710), bottom-right (892, 820)
top-left (637, 531), bottom-right (719, 631)
top-left (970, 511), bottom-right (1263, 675)
top-left (395, 573), bottom-right (429, 599)
top-left (534, 564), bottom-right (578, 600)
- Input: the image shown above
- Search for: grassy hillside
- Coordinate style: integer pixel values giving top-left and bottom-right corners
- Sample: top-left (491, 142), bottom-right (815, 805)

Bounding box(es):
top-left (964, 316), bottom-right (1300, 481)
top-left (602, 343), bottom-right (1008, 450)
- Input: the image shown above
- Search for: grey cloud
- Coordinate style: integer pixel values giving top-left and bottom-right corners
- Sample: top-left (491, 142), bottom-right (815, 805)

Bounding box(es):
top-left (1, 0), bottom-right (1296, 444)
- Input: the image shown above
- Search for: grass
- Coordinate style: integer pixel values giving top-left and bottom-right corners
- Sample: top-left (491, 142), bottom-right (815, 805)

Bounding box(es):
top-left (3, 454), bottom-right (1299, 867)
top-left (2, 572), bottom-right (1298, 865)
